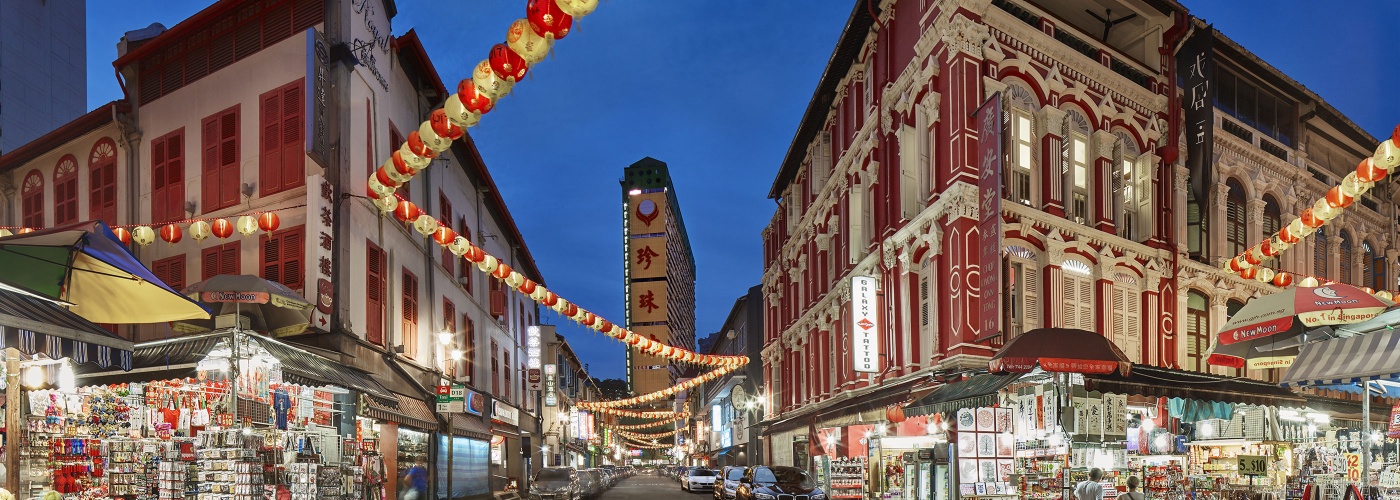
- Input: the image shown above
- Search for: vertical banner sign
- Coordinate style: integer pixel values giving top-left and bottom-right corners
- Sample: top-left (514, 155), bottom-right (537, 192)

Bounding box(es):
top-left (306, 175), bottom-right (335, 334)
top-left (305, 28), bottom-right (329, 168)
top-left (1388, 404), bottom-right (1400, 438)
top-left (975, 93), bottom-right (1003, 342)
top-left (527, 326), bottom-right (542, 391)
top-left (850, 276), bottom-right (881, 373)
top-left (543, 364), bottom-right (558, 407)
top-left (1179, 26), bottom-right (1215, 207)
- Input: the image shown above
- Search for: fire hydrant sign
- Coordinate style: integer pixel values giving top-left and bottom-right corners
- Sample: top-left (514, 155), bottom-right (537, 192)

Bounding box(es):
top-left (1237, 455), bottom-right (1267, 476)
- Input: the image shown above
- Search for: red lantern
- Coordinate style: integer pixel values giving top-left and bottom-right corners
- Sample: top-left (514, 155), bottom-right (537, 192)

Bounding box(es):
top-left (518, 279), bottom-right (538, 295)
top-left (433, 227), bottom-right (457, 246)
top-left (1239, 267), bottom-right (1258, 280)
top-left (1228, 257), bottom-right (1244, 272)
top-left (406, 132), bottom-right (436, 160)
top-left (376, 167), bottom-right (401, 187)
top-left (394, 201), bottom-right (420, 222)
top-left (582, 312), bottom-right (596, 327)
top-left (1278, 227), bottom-right (1298, 244)
top-left (1300, 208), bottom-right (1324, 228)
top-left (1325, 186), bottom-right (1354, 209)
top-left (112, 227), bottom-right (132, 245)
top-left (457, 79), bottom-right (495, 114)
top-left (598, 319), bottom-right (613, 333)
top-left (258, 212), bottom-right (281, 232)
top-left (1243, 250), bottom-right (1261, 266)
top-left (1358, 158), bottom-right (1388, 183)
top-left (391, 151), bottom-right (414, 176)
top-left (542, 292), bottom-right (559, 307)
top-left (16, 228), bottom-right (33, 234)
top-left (211, 219), bottom-right (234, 239)
top-left (430, 109), bottom-right (464, 141)
top-left (492, 263), bottom-right (513, 280)
top-left (489, 43), bottom-right (529, 82)
top-left (1393, 124), bottom-right (1400, 147)
top-left (527, 0), bottom-right (573, 39)
top-left (159, 224), bottom-right (182, 244)
top-left (1272, 273), bottom-right (1294, 287)
top-left (563, 303), bottom-right (579, 318)
top-left (627, 335), bottom-right (642, 346)
top-left (1260, 239), bottom-right (1277, 257)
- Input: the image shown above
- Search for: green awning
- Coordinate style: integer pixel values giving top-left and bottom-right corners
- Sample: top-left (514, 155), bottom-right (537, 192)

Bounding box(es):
top-left (904, 373), bottom-right (1020, 416)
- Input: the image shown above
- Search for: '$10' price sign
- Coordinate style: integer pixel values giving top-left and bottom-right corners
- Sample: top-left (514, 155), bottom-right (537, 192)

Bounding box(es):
top-left (1346, 453), bottom-right (1362, 482)
top-left (1237, 455), bottom-right (1268, 477)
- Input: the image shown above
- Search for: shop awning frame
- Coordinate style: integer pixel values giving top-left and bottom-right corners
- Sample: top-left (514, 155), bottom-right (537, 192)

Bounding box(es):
top-left (0, 288), bottom-right (133, 370)
top-left (763, 375), bottom-right (933, 434)
top-left (1085, 365), bottom-right (1304, 406)
top-left (362, 392), bottom-right (439, 431)
top-left (903, 373), bottom-right (1021, 417)
top-left (1281, 327), bottom-right (1400, 388)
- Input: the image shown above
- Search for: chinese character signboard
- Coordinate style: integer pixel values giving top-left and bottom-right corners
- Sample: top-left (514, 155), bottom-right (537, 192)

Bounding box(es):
top-left (1179, 26), bottom-right (1215, 206)
top-left (527, 325), bottom-right (545, 391)
top-left (628, 192), bottom-right (668, 235)
top-left (629, 280), bottom-right (669, 322)
top-left (975, 93), bottom-right (1002, 343)
top-left (630, 237), bottom-right (668, 279)
top-left (543, 364), bottom-right (558, 407)
top-left (850, 276), bottom-right (881, 373)
top-left (306, 175), bottom-right (335, 334)
top-left (304, 28), bottom-right (329, 168)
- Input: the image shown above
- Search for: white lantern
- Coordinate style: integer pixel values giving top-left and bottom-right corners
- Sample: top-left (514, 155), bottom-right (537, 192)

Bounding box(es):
top-left (1375, 140), bottom-right (1400, 170)
top-left (477, 254), bottom-right (498, 273)
top-left (448, 236), bottom-right (471, 257)
top-left (368, 173), bottom-right (397, 197)
top-left (507, 19), bottom-right (552, 65)
top-left (1378, 291), bottom-right (1394, 301)
top-left (1300, 276), bottom-right (1320, 287)
top-left (131, 226), bottom-right (156, 246)
top-left (412, 215), bottom-right (440, 237)
top-left (1312, 199), bottom-right (1340, 221)
top-left (472, 60), bottom-right (514, 100)
top-left (443, 94), bottom-right (483, 130)
top-left (398, 144), bottom-right (433, 171)
top-left (234, 215), bottom-right (258, 236)
top-left (505, 272), bottom-right (525, 288)
top-left (417, 121), bottom-right (452, 153)
top-left (190, 220), bottom-right (212, 242)
top-left (374, 194), bottom-right (399, 213)
top-left (1256, 268), bottom-right (1275, 283)
top-left (557, 0), bottom-right (598, 18)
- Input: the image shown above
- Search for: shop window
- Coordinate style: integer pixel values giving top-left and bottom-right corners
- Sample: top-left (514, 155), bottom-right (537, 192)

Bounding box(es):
top-left (151, 129), bottom-right (186, 222)
top-left (201, 241), bottom-right (241, 280)
top-left (202, 105), bottom-right (241, 212)
top-left (53, 155), bottom-right (79, 226)
top-left (259, 79), bottom-right (305, 196)
top-left (259, 225), bottom-right (304, 293)
top-left (21, 170), bottom-right (43, 228)
top-left (401, 269), bottom-right (419, 359)
top-left (89, 139), bottom-right (119, 224)
top-left (1186, 291), bottom-right (1210, 372)
top-left (366, 241), bottom-right (386, 346)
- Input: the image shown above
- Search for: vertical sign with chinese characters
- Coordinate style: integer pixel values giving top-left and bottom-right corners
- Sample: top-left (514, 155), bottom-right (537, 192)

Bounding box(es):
top-left (304, 28), bottom-right (329, 168)
top-left (1179, 26), bottom-right (1215, 206)
top-left (975, 93), bottom-right (1003, 343)
top-left (307, 174), bottom-right (335, 333)
top-left (850, 276), bottom-right (880, 373)
top-left (527, 326), bottom-right (543, 391)
top-left (543, 364), bottom-right (558, 407)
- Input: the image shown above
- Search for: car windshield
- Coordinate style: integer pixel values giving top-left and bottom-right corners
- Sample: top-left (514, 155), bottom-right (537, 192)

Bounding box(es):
top-left (754, 467), bottom-right (815, 487)
top-left (536, 469), bottom-right (572, 482)
top-left (726, 469), bottom-right (745, 480)
top-left (690, 469), bottom-right (715, 476)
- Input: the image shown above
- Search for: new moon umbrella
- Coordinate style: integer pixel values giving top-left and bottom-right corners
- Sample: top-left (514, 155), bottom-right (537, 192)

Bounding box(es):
top-left (1208, 283), bottom-right (1392, 369)
top-left (171, 274), bottom-right (313, 337)
top-left (988, 328), bottom-right (1132, 376)
top-left (0, 221), bottom-right (210, 323)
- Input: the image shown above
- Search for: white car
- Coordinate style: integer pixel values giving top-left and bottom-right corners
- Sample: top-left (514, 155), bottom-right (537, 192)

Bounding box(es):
top-left (683, 468), bottom-right (718, 492)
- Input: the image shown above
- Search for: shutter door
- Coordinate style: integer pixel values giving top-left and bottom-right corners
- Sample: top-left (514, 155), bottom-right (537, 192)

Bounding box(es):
top-left (1077, 276), bottom-right (1093, 331)
top-left (202, 115), bottom-right (221, 212)
top-left (1022, 264), bottom-right (1039, 333)
top-left (260, 91), bottom-right (282, 194)
top-left (366, 242), bottom-right (384, 346)
top-left (1125, 290), bottom-right (1141, 362)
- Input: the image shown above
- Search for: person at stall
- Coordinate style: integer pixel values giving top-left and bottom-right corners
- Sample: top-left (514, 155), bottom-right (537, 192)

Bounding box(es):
top-left (1117, 476), bottom-right (1144, 500)
top-left (1074, 468), bottom-right (1105, 500)
top-left (399, 466), bottom-right (428, 500)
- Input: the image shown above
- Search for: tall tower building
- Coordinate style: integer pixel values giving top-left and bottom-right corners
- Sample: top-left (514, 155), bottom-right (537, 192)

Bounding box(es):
top-left (622, 157), bottom-right (696, 398)
top-left (0, 0), bottom-right (86, 153)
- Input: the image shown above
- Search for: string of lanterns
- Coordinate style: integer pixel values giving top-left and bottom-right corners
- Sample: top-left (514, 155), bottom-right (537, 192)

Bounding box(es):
top-left (0, 209), bottom-right (293, 246)
top-left (587, 407), bottom-right (690, 419)
top-left (1223, 125), bottom-right (1400, 295)
top-left (578, 360), bottom-right (743, 410)
top-left (614, 428), bottom-right (682, 440)
top-left (607, 416), bottom-right (689, 431)
top-left (621, 439), bottom-right (675, 450)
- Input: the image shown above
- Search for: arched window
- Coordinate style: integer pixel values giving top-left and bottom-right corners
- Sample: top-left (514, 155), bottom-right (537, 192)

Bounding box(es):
top-left (1006, 245), bottom-right (1039, 338)
top-left (1006, 84), bottom-right (1037, 207)
top-left (1340, 231), bottom-right (1354, 285)
top-left (1225, 179), bottom-right (1247, 260)
top-left (1114, 131), bottom-right (1143, 240)
top-left (53, 155), bottom-right (79, 226)
top-left (1186, 291), bottom-right (1210, 372)
top-left (1061, 258), bottom-right (1094, 331)
top-left (1063, 111), bottom-right (1092, 224)
top-left (1262, 195), bottom-right (1281, 252)
top-left (1314, 226), bottom-right (1328, 278)
top-left (1226, 299), bottom-right (1246, 319)
top-left (89, 138), bottom-right (119, 224)
top-left (21, 170), bottom-right (43, 229)
top-left (1364, 241), bottom-right (1382, 291)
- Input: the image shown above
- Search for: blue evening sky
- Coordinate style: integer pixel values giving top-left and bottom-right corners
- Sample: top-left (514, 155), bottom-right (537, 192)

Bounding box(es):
top-left (87, 1), bottom-right (1399, 380)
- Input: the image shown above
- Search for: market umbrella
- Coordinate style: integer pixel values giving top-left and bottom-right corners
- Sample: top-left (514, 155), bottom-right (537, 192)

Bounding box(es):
top-left (171, 274), bottom-right (313, 337)
top-left (987, 328), bottom-right (1131, 376)
top-left (1209, 283), bottom-right (1392, 369)
top-left (0, 221), bottom-right (210, 323)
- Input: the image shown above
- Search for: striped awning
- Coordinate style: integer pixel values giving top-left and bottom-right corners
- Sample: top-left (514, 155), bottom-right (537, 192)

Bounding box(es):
top-left (0, 286), bottom-right (133, 371)
top-left (1281, 329), bottom-right (1400, 388)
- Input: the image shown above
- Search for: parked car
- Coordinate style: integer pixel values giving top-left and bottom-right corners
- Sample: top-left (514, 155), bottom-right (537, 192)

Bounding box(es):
top-left (529, 467), bottom-right (581, 500)
top-left (683, 467), bottom-right (718, 493)
top-left (735, 466), bottom-right (827, 500)
top-left (598, 466), bottom-right (618, 486)
top-left (715, 466), bottom-right (747, 500)
top-left (579, 469), bottom-right (607, 499)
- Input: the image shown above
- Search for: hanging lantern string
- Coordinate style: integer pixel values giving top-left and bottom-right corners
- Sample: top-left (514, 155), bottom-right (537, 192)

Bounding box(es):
top-left (0, 204), bottom-right (306, 231)
top-left (1223, 125), bottom-right (1400, 296)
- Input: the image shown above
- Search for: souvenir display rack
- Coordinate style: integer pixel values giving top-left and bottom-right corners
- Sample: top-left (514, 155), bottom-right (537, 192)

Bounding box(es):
top-left (195, 429), bottom-right (265, 500)
top-left (829, 457), bottom-right (869, 500)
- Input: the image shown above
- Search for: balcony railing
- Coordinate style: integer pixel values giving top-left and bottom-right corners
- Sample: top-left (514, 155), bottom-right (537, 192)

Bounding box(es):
top-left (991, 0), bottom-right (1157, 90)
top-left (1222, 118), bottom-right (1254, 143)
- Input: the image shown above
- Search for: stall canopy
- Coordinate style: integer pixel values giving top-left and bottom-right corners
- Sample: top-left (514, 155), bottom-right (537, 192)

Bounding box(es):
top-left (0, 288), bottom-right (132, 370)
top-left (361, 392), bottom-right (440, 432)
top-left (78, 331), bottom-right (394, 401)
top-left (988, 328), bottom-right (1131, 375)
top-left (1281, 327), bottom-right (1400, 388)
top-left (904, 373), bottom-right (1021, 417)
top-left (1084, 364), bottom-right (1304, 406)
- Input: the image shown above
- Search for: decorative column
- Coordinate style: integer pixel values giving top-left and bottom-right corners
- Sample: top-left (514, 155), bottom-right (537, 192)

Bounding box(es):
top-left (1211, 182), bottom-right (1230, 264)
top-left (1246, 198), bottom-right (1266, 256)
top-left (1142, 267), bottom-right (1163, 365)
top-left (1092, 130), bottom-right (1118, 233)
top-left (1037, 105), bottom-right (1068, 217)
top-left (1208, 294), bottom-right (1235, 377)
top-left (1174, 165), bottom-right (1191, 255)
top-left (1097, 275), bottom-right (1114, 339)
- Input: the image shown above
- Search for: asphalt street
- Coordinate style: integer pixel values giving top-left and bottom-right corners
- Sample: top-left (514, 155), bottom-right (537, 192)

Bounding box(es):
top-left (599, 473), bottom-right (717, 500)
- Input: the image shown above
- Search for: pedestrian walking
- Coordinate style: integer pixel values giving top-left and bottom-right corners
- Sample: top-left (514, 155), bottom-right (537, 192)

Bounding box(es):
top-left (1117, 476), bottom-right (1144, 500)
top-left (1074, 468), bottom-right (1105, 500)
top-left (399, 466), bottom-right (429, 500)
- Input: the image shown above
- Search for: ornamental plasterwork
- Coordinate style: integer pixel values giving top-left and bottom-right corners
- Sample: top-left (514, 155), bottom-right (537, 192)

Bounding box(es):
top-left (985, 9), bottom-right (1166, 116)
top-left (918, 92), bottom-right (942, 126)
top-left (1037, 105), bottom-right (1067, 138)
top-left (938, 13), bottom-right (990, 63)
top-left (1092, 130), bottom-right (1117, 159)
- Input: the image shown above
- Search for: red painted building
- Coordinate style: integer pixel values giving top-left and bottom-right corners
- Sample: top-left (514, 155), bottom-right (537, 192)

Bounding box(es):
top-left (759, 0), bottom-right (1189, 466)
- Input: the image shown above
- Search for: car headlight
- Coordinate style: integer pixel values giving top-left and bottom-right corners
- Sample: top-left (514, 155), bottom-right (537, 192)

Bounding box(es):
top-left (810, 493), bottom-right (827, 500)
top-left (754, 493), bottom-right (777, 500)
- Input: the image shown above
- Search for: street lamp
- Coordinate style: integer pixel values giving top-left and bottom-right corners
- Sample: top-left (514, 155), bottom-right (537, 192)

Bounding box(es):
top-left (438, 330), bottom-right (454, 345)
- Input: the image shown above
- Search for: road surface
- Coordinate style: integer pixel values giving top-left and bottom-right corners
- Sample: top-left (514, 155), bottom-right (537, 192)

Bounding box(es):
top-left (599, 473), bottom-right (716, 500)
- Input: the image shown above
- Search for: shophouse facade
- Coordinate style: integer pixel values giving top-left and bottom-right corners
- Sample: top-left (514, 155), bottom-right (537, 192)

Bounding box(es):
top-left (689, 285), bottom-right (766, 468)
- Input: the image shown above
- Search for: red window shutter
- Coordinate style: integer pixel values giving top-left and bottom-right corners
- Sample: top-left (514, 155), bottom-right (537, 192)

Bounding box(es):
top-left (202, 114), bottom-right (221, 211)
top-left (459, 220), bottom-right (473, 291)
top-left (490, 290), bottom-right (506, 318)
top-left (463, 316), bottom-right (474, 382)
top-left (366, 241), bottom-right (385, 346)
top-left (90, 139), bottom-right (118, 224)
top-left (202, 242), bottom-right (241, 281)
top-left (401, 269), bottom-right (419, 359)
top-left (260, 88), bottom-right (283, 195)
top-left (54, 155), bottom-right (78, 225)
top-left (279, 81), bottom-right (304, 192)
top-left (20, 170), bottom-right (43, 228)
top-left (443, 300), bottom-right (456, 333)
top-left (202, 106), bottom-right (241, 212)
top-left (154, 255), bottom-right (186, 291)
top-left (165, 131), bottom-right (185, 221)
top-left (440, 192), bottom-right (454, 276)
top-left (259, 225), bottom-right (304, 293)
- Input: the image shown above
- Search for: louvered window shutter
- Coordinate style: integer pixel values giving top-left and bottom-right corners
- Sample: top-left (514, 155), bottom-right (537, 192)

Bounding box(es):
top-left (366, 242), bottom-right (385, 346)
top-left (1023, 265), bottom-right (1039, 333)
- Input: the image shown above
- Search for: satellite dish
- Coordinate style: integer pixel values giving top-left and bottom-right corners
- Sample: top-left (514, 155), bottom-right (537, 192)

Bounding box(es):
top-left (731, 385), bottom-right (749, 408)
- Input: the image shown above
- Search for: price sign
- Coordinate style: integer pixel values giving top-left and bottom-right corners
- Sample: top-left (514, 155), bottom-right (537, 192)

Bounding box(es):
top-left (1237, 455), bottom-right (1268, 476)
top-left (1346, 453), bottom-right (1362, 482)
